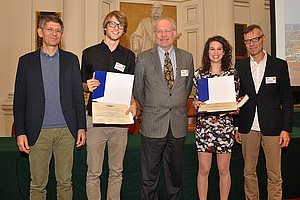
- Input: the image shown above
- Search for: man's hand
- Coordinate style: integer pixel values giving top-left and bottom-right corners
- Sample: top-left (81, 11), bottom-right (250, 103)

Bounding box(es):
top-left (17, 135), bottom-right (30, 154)
top-left (125, 96), bottom-right (137, 117)
top-left (76, 129), bottom-right (86, 147)
top-left (235, 131), bottom-right (242, 144)
top-left (279, 130), bottom-right (290, 148)
top-left (86, 72), bottom-right (100, 92)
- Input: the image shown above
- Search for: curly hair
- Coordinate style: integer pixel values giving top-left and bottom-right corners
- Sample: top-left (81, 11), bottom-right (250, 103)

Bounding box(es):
top-left (201, 35), bottom-right (232, 73)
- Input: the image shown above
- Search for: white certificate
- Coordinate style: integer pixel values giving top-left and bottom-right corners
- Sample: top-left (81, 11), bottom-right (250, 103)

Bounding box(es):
top-left (92, 71), bottom-right (134, 124)
top-left (197, 75), bottom-right (237, 113)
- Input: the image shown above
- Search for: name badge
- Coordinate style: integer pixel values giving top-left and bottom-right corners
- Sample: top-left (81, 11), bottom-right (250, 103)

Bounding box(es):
top-left (266, 76), bottom-right (276, 84)
top-left (181, 70), bottom-right (189, 77)
top-left (114, 62), bottom-right (126, 72)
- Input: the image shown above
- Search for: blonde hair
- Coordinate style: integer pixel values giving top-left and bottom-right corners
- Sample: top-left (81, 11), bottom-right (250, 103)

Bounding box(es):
top-left (103, 10), bottom-right (128, 35)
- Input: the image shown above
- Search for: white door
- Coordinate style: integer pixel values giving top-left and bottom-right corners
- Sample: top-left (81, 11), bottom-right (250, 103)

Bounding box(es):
top-left (177, 0), bottom-right (204, 70)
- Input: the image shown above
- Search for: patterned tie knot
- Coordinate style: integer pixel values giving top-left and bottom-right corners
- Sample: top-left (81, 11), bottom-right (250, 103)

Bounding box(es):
top-left (165, 52), bottom-right (171, 65)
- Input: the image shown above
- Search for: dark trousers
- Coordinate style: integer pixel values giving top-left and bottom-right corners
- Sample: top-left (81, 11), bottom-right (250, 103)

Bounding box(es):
top-left (141, 126), bottom-right (186, 200)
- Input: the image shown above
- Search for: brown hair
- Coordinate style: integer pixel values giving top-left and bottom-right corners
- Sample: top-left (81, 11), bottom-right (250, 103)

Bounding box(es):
top-left (201, 35), bottom-right (232, 73)
top-left (103, 10), bottom-right (128, 35)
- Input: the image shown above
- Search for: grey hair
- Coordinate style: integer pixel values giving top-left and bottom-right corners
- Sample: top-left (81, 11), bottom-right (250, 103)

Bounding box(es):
top-left (244, 24), bottom-right (264, 36)
top-left (39, 15), bottom-right (64, 33)
top-left (153, 16), bottom-right (177, 32)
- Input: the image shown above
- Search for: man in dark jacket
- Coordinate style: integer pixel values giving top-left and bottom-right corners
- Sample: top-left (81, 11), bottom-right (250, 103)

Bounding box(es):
top-left (235, 24), bottom-right (293, 200)
top-left (13, 15), bottom-right (86, 200)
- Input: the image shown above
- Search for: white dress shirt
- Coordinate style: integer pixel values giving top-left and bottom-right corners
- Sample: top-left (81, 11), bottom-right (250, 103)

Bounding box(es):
top-left (250, 50), bottom-right (267, 131)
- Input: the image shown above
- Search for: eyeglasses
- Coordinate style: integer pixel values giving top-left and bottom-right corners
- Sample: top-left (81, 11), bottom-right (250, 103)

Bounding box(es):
top-left (155, 29), bottom-right (173, 35)
top-left (108, 21), bottom-right (125, 30)
top-left (43, 27), bottom-right (62, 34)
top-left (244, 35), bottom-right (264, 45)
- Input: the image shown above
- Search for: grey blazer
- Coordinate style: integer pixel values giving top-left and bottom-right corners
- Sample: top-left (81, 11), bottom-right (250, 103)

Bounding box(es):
top-left (133, 46), bottom-right (194, 138)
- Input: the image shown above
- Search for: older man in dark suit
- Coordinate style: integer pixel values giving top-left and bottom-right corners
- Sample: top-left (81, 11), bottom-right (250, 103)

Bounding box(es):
top-left (134, 17), bottom-right (194, 200)
top-left (235, 24), bottom-right (293, 200)
top-left (13, 15), bottom-right (86, 200)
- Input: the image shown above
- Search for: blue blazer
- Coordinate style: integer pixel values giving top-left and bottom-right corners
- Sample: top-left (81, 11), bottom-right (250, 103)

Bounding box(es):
top-left (235, 54), bottom-right (293, 136)
top-left (13, 48), bottom-right (87, 146)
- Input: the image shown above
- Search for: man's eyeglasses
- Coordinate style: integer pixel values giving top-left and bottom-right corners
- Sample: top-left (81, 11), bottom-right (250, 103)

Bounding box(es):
top-left (155, 29), bottom-right (173, 35)
top-left (44, 27), bottom-right (62, 34)
top-left (108, 21), bottom-right (125, 30)
top-left (244, 35), bottom-right (264, 45)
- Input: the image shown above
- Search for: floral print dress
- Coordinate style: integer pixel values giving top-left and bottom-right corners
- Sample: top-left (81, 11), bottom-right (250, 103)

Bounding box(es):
top-left (193, 68), bottom-right (240, 153)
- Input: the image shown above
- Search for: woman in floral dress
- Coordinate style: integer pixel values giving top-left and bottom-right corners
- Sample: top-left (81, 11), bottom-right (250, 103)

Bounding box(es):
top-left (192, 35), bottom-right (240, 200)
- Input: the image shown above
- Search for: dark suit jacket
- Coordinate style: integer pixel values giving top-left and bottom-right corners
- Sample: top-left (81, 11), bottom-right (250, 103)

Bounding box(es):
top-left (235, 54), bottom-right (293, 136)
top-left (133, 46), bottom-right (194, 138)
top-left (13, 48), bottom-right (87, 146)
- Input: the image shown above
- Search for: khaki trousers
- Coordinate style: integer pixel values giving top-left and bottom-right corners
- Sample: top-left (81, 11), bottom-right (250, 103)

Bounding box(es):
top-left (29, 127), bottom-right (75, 200)
top-left (86, 116), bottom-right (128, 200)
top-left (241, 130), bottom-right (282, 200)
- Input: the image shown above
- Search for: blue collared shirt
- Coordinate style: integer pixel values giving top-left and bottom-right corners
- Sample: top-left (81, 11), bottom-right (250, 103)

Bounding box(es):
top-left (157, 45), bottom-right (177, 80)
top-left (40, 47), bottom-right (67, 129)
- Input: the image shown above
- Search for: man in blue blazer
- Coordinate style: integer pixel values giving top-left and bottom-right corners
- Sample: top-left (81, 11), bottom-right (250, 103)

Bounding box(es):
top-left (13, 15), bottom-right (86, 200)
top-left (235, 24), bottom-right (293, 200)
top-left (134, 17), bottom-right (194, 200)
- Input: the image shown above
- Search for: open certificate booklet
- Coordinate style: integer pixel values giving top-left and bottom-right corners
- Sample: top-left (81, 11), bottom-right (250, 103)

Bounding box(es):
top-left (197, 75), bottom-right (237, 113)
top-left (92, 71), bottom-right (134, 124)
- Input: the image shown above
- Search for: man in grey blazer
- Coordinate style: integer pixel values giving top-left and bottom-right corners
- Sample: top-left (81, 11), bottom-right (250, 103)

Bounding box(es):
top-left (133, 17), bottom-right (194, 200)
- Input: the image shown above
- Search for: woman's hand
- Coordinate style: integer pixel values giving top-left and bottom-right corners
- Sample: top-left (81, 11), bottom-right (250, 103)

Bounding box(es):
top-left (229, 107), bottom-right (240, 115)
top-left (192, 99), bottom-right (205, 110)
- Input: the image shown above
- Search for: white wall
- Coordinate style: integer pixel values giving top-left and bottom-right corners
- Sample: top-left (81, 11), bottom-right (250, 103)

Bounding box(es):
top-left (0, 0), bottom-right (33, 136)
top-left (234, 0), bottom-right (271, 53)
top-left (0, 0), bottom-right (272, 137)
top-left (0, 0), bottom-right (12, 136)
